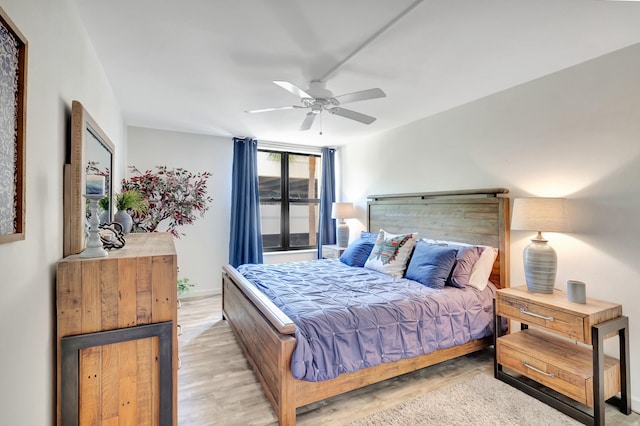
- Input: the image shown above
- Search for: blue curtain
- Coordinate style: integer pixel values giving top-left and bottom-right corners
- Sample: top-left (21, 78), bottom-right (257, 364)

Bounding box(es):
top-left (229, 137), bottom-right (263, 267)
top-left (317, 147), bottom-right (336, 258)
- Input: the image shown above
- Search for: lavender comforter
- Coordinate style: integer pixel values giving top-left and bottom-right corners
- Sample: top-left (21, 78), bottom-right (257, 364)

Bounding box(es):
top-left (237, 259), bottom-right (496, 382)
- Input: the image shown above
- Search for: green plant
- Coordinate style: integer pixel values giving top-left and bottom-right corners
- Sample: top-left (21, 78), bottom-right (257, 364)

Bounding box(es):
top-left (116, 189), bottom-right (148, 213)
top-left (177, 277), bottom-right (195, 295)
top-left (98, 196), bottom-right (110, 211)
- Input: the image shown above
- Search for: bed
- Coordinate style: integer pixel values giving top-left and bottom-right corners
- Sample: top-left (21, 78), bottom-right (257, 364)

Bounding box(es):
top-left (222, 188), bottom-right (510, 425)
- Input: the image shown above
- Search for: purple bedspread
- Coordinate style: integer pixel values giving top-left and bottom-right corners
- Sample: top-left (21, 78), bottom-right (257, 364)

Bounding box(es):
top-left (237, 259), bottom-right (496, 382)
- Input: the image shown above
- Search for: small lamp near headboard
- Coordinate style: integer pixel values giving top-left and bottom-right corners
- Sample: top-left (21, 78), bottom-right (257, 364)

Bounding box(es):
top-left (332, 202), bottom-right (354, 248)
top-left (511, 197), bottom-right (569, 293)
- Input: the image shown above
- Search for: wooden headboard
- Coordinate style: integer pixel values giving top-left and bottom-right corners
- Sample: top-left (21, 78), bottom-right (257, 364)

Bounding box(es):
top-left (367, 188), bottom-right (510, 289)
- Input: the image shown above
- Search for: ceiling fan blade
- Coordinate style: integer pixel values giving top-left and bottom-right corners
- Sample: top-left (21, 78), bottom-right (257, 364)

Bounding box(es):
top-left (274, 80), bottom-right (313, 99)
top-left (333, 88), bottom-right (386, 105)
top-left (300, 112), bottom-right (316, 131)
top-left (328, 107), bottom-right (376, 125)
top-left (245, 105), bottom-right (302, 113)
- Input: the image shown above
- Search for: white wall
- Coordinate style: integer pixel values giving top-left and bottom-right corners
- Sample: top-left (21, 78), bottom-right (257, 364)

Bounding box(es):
top-left (341, 43), bottom-right (640, 410)
top-left (127, 127), bottom-right (233, 297)
top-left (264, 249), bottom-right (317, 264)
top-left (0, 0), bottom-right (125, 424)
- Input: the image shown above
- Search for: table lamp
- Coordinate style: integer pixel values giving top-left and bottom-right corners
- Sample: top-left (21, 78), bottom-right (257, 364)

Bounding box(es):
top-left (331, 202), bottom-right (353, 247)
top-left (511, 197), bottom-right (569, 293)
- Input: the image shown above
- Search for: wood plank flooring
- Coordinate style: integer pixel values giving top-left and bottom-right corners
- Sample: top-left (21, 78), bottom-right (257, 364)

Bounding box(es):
top-left (177, 295), bottom-right (640, 426)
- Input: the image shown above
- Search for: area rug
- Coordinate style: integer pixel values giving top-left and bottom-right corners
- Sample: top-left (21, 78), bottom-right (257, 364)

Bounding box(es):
top-left (349, 373), bottom-right (582, 426)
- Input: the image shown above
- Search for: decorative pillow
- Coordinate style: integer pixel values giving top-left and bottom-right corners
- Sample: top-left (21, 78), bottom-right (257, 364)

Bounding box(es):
top-left (447, 246), bottom-right (483, 288)
top-left (339, 237), bottom-right (375, 267)
top-left (467, 246), bottom-right (499, 291)
top-left (405, 241), bottom-right (458, 289)
top-left (420, 238), bottom-right (498, 290)
top-left (419, 238), bottom-right (443, 245)
top-left (360, 231), bottom-right (379, 243)
top-left (364, 229), bottom-right (418, 278)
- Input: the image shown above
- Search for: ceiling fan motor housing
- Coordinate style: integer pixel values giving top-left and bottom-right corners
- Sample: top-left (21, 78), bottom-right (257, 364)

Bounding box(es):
top-left (306, 80), bottom-right (334, 99)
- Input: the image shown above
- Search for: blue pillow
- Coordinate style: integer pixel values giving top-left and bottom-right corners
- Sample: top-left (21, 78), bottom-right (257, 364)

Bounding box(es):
top-left (360, 230), bottom-right (379, 243)
top-left (447, 246), bottom-right (483, 288)
top-left (405, 241), bottom-right (458, 289)
top-left (340, 238), bottom-right (375, 267)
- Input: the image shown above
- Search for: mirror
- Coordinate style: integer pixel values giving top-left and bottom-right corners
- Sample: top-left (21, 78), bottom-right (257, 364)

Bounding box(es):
top-left (64, 100), bottom-right (115, 256)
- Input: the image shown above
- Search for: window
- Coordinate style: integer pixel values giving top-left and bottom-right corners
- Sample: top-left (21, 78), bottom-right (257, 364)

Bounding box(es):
top-left (258, 150), bottom-right (322, 251)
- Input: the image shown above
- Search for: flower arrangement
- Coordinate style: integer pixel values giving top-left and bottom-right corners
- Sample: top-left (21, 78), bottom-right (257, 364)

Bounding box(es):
top-left (121, 166), bottom-right (212, 238)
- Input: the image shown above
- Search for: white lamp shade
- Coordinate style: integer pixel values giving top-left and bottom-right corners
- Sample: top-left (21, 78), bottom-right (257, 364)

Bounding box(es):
top-left (331, 202), bottom-right (353, 219)
top-left (511, 198), bottom-right (569, 232)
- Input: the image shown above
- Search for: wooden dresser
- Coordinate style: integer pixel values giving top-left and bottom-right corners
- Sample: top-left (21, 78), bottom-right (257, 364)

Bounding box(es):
top-left (56, 233), bottom-right (178, 426)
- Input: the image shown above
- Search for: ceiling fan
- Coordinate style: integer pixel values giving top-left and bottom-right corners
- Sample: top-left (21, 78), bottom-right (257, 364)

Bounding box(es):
top-left (245, 80), bottom-right (386, 131)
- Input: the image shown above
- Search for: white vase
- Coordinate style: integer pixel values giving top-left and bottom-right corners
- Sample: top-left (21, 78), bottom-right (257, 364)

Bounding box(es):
top-left (113, 210), bottom-right (133, 234)
top-left (98, 210), bottom-right (110, 224)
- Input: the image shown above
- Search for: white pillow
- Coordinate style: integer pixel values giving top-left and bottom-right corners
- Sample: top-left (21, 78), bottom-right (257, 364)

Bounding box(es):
top-left (364, 229), bottom-right (418, 278)
top-left (467, 246), bottom-right (499, 291)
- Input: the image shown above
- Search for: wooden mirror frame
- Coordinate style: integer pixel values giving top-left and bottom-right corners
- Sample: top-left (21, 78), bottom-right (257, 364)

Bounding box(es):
top-left (64, 101), bottom-right (115, 257)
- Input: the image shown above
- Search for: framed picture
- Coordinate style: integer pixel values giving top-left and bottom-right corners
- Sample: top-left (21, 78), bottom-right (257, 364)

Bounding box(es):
top-left (0, 7), bottom-right (27, 243)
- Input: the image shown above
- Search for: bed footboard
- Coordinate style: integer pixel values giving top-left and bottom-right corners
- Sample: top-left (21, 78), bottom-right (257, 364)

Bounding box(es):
top-left (222, 266), bottom-right (297, 425)
top-left (222, 264), bottom-right (493, 426)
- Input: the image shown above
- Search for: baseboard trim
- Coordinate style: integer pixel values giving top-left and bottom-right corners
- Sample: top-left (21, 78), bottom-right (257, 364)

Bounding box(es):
top-left (179, 288), bottom-right (220, 300)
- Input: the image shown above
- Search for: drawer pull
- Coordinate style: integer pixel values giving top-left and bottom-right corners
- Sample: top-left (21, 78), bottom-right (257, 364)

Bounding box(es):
top-left (521, 360), bottom-right (555, 378)
top-left (519, 308), bottom-right (554, 322)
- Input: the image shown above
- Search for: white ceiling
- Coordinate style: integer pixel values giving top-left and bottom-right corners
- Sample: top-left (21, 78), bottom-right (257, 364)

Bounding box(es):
top-left (75, 0), bottom-right (640, 146)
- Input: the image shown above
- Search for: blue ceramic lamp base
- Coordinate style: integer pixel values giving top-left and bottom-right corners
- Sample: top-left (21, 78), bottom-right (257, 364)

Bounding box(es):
top-left (523, 235), bottom-right (557, 293)
top-left (336, 221), bottom-right (350, 248)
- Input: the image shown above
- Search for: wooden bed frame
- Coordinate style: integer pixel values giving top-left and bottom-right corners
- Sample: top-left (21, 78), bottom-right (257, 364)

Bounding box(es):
top-left (222, 188), bottom-right (510, 425)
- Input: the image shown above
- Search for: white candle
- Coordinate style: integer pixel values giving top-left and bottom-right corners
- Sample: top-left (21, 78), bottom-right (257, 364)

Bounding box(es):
top-left (86, 175), bottom-right (106, 196)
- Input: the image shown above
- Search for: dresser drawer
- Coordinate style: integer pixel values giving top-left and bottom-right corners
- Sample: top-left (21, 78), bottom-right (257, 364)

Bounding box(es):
top-left (497, 293), bottom-right (586, 342)
top-left (497, 329), bottom-right (620, 407)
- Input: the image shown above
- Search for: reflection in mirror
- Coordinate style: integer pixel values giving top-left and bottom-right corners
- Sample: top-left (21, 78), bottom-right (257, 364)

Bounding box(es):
top-left (64, 100), bottom-right (115, 257)
top-left (85, 127), bottom-right (112, 221)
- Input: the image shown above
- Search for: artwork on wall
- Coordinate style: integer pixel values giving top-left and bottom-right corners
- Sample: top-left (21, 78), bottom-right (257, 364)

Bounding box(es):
top-left (0, 7), bottom-right (27, 244)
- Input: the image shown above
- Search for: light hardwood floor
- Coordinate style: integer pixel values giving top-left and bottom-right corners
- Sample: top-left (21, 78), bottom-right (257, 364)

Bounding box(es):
top-left (178, 295), bottom-right (640, 426)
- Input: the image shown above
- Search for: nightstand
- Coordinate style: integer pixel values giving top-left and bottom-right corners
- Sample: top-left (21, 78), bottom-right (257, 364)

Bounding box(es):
top-left (322, 244), bottom-right (347, 259)
top-left (494, 286), bottom-right (631, 425)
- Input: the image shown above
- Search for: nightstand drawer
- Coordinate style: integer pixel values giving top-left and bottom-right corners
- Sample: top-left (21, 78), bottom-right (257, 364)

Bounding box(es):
top-left (497, 329), bottom-right (620, 407)
top-left (496, 286), bottom-right (622, 345)
top-left (497, 294), bottom-right (586, 342)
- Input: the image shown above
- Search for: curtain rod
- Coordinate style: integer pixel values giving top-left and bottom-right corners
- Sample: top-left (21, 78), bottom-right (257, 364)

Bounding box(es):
top-left (232, 136), bottom-right (338, 155)
top-left (257, 140), bottom-right (335, 155)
